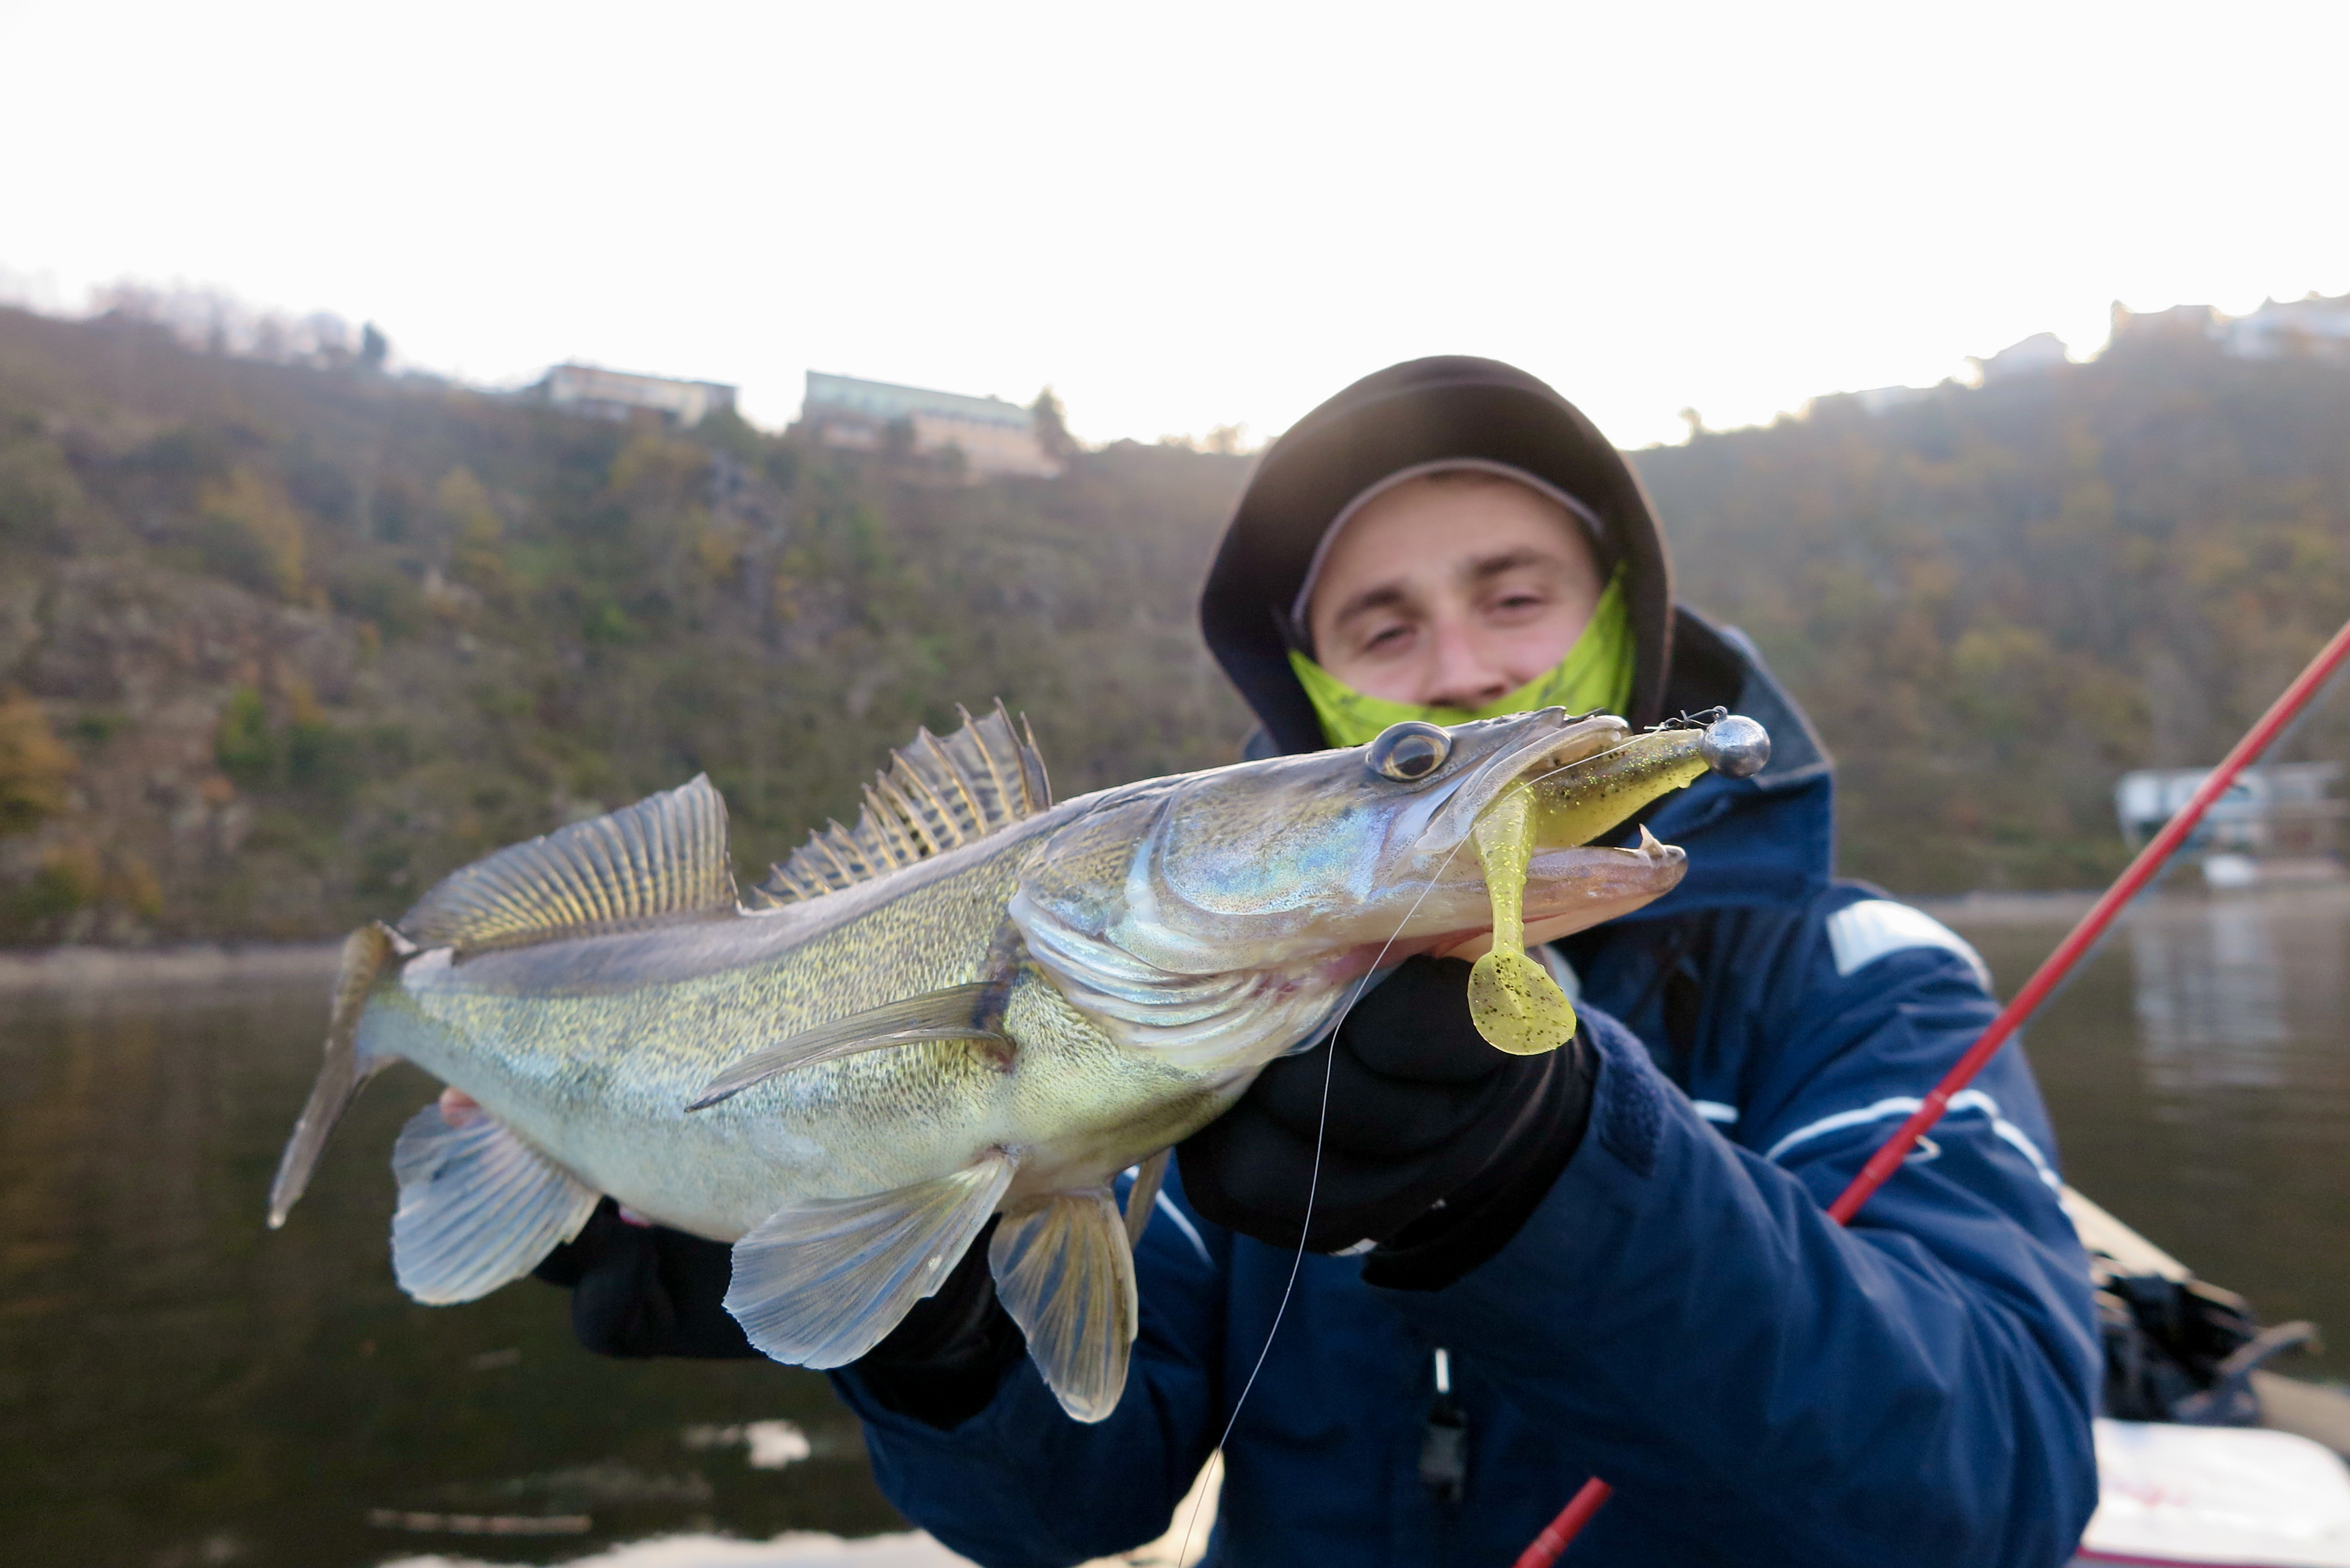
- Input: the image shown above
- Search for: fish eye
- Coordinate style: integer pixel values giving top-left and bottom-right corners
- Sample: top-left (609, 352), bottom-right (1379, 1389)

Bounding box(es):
top-left (1365, 721), bottom-right (1453, 783)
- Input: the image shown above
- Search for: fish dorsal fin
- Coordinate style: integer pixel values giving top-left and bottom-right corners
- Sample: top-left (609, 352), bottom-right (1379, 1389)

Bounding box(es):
top-left (753, 701), bottom-right (1052, 907)
top-left (400, 775), bottom-right (736, 953)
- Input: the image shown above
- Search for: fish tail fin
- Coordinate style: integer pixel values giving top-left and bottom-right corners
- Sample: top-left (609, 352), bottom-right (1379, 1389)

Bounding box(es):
top-left (991, 1187), bottom-right (1139, 1423)
top-left (267, 922), bottom-right (404, 1228)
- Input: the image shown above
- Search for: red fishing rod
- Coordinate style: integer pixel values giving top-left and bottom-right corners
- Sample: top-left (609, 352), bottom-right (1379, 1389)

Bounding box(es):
top-left (1515, 614), bottom-right (2350, 1568)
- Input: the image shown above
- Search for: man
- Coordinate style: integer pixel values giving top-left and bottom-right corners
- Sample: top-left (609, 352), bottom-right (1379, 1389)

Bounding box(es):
top-left (529, 356), bottom-right (2101, 1566)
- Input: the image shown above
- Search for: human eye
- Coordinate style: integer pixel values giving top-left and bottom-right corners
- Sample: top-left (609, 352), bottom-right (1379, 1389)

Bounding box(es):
top-left (1485, 578), bottom-right (1556, 620)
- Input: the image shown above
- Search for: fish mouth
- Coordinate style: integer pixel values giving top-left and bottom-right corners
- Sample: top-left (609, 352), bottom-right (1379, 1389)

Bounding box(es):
top-left (1411, 707), bottom-right (1772, 860)
top-left (1403, 708), bottom-right (1632, 856)
top-left (1521, 824), bottom-right (1688, 920)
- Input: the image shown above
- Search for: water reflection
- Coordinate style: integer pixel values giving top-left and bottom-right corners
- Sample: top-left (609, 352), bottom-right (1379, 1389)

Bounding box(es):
top-left (0, 962), bottom-right (902, 1568)
top-left (10, 893), bottom-right (2350, 1567)
top-left (1954, 887), bottom-right (2350, 1381)
top-left (2130, 896), bottom-right (2295, 1090)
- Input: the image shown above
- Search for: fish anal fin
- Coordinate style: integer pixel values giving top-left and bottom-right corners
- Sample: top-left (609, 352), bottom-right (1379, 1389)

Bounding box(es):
top-left (390, 1103), bottom-right (600, 1304)
top-left (268, 922), bottom-right (407, 1227)
top-left (990, 1187), bottom-right (1139, 1424)
top-left (400, 775), bottom-right (735, 954)
top-left (1124, 1149), bottom-right (1171, 1250)
top-left (686, 982), bottom-right (1010, 1111)
top-left (756, 701), bottom-right (1053, 905)
top-left (726, 1152), bottom-right (1016, 1369)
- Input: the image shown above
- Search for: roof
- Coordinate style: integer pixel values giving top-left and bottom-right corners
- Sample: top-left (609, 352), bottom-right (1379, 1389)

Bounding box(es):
top-left (803, 372), bottom-right (1032, 431)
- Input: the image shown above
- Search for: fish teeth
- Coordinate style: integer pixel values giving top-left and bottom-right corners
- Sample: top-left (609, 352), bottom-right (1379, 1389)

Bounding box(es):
top-left (1637, 823), bottom-right (1664, 860)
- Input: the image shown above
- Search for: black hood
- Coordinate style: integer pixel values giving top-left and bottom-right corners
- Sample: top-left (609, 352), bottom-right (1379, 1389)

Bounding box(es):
top-left (1199, 356), bottom-right (1678, 754)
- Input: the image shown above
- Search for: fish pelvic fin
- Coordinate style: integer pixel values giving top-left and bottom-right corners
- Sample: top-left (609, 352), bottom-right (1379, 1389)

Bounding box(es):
top-left (1123, 1148), bottom-right (1171, 1250)
top-left (991, 1187), bottom-right (1139, 1424)
top-left (726, 1151), bottom-right (1016, 1368)
top-left (399, 775), bottom-right (736, 955)
top-left (267, 922), bottom-right (406, 1228)
top-left (686, 982), bottom-right (1009, 1111)
top-left (750, 701), bottom-right (1052, 907)
top-left (390, 1101), bottom-right (600, 1304)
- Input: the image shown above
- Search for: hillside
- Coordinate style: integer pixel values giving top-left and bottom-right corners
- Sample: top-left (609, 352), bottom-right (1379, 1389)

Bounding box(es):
top-left (1636, 336), bottom-right (2350, 891)
top-left (0, 307), bottom-right (1253, 942)
top-left (4, 306), bottom-right (2350, 942)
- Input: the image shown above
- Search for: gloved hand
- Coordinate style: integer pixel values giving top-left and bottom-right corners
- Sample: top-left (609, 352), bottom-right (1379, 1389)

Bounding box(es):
top-left (532, 1200), bottom-right (758, 1359)
top-left (1178, 954), bottom-right (1595, 1291)
top-left (532, 1200), bottom-right (1025, 1429)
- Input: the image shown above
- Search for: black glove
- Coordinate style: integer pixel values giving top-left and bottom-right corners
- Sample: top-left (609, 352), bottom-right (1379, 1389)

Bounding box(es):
top-left (536, 1200), bottom-right (1026, 1429)
top-left (1178, 954), bottom-right (1595, 1292)
top-left (850, 1217), bottom-right (1029, 1429)
top-left (533, 1200), bottom-right (758, 1359)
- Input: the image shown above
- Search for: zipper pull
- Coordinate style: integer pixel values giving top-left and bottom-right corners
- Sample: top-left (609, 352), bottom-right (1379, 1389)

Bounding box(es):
top-left (1419, 1347), bottom-right (1467, 1504)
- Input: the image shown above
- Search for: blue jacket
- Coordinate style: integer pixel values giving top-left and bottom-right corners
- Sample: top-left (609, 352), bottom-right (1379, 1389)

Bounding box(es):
top-left (832, 644), bottom-right (2101, 1567)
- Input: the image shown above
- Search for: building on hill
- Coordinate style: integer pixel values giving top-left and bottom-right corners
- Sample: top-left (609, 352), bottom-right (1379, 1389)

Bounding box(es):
top-left (2115, 762), bottom-right (2345, 888)
top-left (1971, 333), bottom-right (2070, 384)
top-left (801, 372), bottom-right (1061, 479)
top-left (2225, 292), bottom-right (2350, 363)
top-left (541, 363), bottom-right (737, 428)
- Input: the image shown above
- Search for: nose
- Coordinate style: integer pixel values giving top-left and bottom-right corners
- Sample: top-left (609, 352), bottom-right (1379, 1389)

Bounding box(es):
top-left (1423, 618), bottom-right (1515, 711)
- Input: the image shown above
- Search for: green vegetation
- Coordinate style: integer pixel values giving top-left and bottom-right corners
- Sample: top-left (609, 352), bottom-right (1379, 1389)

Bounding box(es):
top-left (2, 302), bottom-right (2347, 941)
top-left (0, 306), bottom-right (1253, 942)
top-left (1637, 336), bottom-right (2350, 891)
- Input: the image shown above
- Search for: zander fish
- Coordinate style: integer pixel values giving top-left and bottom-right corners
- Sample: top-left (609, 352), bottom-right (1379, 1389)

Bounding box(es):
top-left (268, 703), bottom-right (1767, 1421)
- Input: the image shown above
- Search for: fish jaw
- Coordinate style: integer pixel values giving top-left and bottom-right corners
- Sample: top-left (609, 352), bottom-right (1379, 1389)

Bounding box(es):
top-left (1365, 829), bottom-right (1690, 962)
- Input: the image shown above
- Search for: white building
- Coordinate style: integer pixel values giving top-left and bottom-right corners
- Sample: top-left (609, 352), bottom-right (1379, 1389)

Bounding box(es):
top-left (2224, 292), bottom-right (2350, 362)
top-left (2114, 762), bottom-right (2344, 863)
top-left (801, 372), bottom-right (1060, 479)
top-left (543, 364), bottom-right (737, 428)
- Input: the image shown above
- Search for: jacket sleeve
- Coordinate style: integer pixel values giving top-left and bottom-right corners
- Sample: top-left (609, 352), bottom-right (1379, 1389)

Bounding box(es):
top-left (828, 1170), bottom-right (1228, 1568)
top-left (1383, 896), bottom-right (2102, 1568)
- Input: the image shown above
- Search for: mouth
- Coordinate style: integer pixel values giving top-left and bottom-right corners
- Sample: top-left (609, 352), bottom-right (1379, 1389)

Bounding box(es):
top-left (1413, 708), bottom-right (1770, 859)
top-left (1521, 823), bottom-right (1688, 916)
top-left (1415, 712), bottom-right (1765, 970)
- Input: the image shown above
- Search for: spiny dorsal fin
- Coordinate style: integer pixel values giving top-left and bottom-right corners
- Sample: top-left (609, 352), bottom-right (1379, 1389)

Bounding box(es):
top-left (400, 775), bottom-right (736, 953)
top-left (752, 701), bottom-right (1052, 907)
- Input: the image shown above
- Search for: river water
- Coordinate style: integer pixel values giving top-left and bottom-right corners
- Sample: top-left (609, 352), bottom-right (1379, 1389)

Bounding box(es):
top-left (5, 887), bottom-right (2348, 1567)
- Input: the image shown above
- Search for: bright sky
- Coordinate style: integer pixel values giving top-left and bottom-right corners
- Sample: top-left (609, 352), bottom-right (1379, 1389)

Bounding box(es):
top-left (3, 1), bottom-right (2346, 450)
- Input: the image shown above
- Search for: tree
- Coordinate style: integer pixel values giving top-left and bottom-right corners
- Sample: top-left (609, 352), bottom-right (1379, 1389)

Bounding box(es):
top-left (1032, 387), bottom-right (1078, 463)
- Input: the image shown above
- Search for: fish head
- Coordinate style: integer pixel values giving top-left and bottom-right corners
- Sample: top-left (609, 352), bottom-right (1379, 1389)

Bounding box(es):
top-left (1019, 708), bottom-right (1746, 1002)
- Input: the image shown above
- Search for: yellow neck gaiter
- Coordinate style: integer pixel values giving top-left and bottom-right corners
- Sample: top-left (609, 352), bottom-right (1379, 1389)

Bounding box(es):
top-left (1289, 569), bottom-right (1635, 748)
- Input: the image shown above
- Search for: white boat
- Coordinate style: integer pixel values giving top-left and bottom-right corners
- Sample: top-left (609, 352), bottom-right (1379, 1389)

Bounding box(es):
top-left (2069, 1187), bottom-right (2350, 1566)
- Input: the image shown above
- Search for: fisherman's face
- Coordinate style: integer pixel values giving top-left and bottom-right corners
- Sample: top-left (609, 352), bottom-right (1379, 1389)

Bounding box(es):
top-left (1306, 475), bottom-right (1605, 709)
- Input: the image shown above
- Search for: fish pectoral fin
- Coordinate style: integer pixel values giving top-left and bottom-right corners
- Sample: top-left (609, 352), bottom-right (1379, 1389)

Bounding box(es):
top-left (725, 1151), bottom-right (1016, 1369)
top-left (990, 1188), bottom-right (1139, 1424)
top-left (390, 1103), bottom-right (600, 1305)
top-left (686, 983), bottom-right (1008, 1111)
top-left (1123, 1149), bottom-right (1171, 1249)
top-left (268, 923), bottom-right (407, 1228)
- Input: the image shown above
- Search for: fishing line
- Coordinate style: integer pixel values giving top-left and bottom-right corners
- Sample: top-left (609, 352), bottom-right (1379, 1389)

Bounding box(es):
top-left (1174, 826), bottom-right (1485, 1563)
top-left (1176, 749), bottom-right (1592, 1561)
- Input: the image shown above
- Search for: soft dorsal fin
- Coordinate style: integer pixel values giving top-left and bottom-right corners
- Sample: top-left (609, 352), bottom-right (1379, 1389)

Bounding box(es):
top-left (752, 701), bottom-right (1052, 907)
top-left (400, 775), bottom-right (737, 953)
